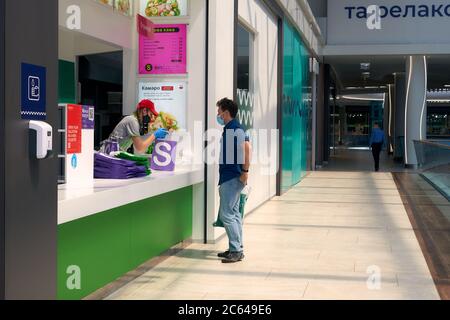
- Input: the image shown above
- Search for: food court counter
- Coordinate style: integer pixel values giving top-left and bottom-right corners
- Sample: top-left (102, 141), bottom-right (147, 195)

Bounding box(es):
top-left (56, 165), bottom-right (204, 300)
top-left (58, 165), bottom-right (204, 224)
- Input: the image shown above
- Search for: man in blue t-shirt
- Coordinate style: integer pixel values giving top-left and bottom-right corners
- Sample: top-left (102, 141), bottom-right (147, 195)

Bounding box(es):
top-left (369, 122), bottom-right (386, 172)
top-left (216, 98), bottom-right (251, 263)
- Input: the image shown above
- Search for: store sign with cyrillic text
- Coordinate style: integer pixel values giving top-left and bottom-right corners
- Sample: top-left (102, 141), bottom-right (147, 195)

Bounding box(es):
top-left (67, 104), bottom-right (82, 154)
top-left (327, 0), bottom-right (450, 45)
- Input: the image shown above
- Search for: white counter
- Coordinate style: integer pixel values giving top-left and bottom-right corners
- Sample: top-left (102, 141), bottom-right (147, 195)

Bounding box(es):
top-left (58, 166), bottom-right (204, 225)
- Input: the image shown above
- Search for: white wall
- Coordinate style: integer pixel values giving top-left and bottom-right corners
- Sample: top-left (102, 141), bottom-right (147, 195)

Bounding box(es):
top-left (206, 0), bottom-right (279, 242)
top-left (276, 0), bottom-right (322, 56)
top-left (58, 0), bottom-right (133, 49)
top-left (59, 28), bottom-right (121, 62)
top-left (206, 0), bottom-right (236, 242)
top-left (238, 0), bottom-right (278, 213)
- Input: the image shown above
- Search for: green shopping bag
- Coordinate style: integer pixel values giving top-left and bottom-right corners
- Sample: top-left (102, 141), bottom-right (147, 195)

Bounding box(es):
top-left (213, 187), bottom-right (250, 228)
top-left (114, 151), bottom-right (151, 175)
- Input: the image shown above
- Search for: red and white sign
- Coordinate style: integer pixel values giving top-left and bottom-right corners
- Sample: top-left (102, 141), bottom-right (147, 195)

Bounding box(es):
top-left (67, 104), bottom-right (82, 154)
top-left (137, 14), bottom-right (154, 39)
top-left (139, 81), bottom-right (187, 129)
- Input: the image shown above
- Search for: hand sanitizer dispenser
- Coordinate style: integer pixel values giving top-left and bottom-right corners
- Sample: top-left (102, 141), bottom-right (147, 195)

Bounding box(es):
top-left (29, 120), bottom-right (53, 159)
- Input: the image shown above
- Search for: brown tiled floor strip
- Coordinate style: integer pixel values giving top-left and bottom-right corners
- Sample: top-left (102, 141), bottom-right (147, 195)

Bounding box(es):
top-left (393, 173), bottom-right (450, 300)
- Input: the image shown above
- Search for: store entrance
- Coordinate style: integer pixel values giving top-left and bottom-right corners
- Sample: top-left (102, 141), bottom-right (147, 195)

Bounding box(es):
top-left (332, 96), bottom-right (385, 150)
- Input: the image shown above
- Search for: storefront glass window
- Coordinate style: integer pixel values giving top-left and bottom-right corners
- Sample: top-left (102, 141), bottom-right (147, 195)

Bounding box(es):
top-left (236, 24), bottom-right (253, 131)
top-left (427, 107), bottom-right (450, 139)
top-left (281, 21), bottom-right (310, 192)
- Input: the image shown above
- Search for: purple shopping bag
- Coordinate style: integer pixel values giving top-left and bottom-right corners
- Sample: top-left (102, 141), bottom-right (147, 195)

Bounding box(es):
top-left (151, 139), bottom-right (177, 171)
top-left (100, 139), bottom-right (119, 155)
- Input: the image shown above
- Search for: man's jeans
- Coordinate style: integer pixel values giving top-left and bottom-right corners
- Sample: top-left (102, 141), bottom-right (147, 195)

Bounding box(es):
top-left (219, 177), bottom-right (245, 253)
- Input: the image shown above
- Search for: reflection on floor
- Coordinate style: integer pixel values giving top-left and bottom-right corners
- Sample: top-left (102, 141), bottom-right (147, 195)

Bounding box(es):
top-left (322, 149), bottom-right (408, 172)
top-left (106, 171), bottom-right (440, 300)
top-left (393, 172), bottom-right (450, 299)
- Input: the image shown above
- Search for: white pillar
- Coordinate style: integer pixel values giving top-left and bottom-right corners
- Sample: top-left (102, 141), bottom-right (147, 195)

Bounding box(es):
top-left (207, 0), bottom-right (236, 242)
top-left (387, 84), bottom-right (394, 154)
top-left (404, 56), bottom-right (427, 167)
top-left (311, 59), bottom-right (319, 170)
top-left (393, 73), bottom-right (405, 160)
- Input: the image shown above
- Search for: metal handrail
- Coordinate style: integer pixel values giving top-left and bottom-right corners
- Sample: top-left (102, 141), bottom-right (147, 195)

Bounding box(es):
top-left (413, 140), bottom-right (450, 170)
top-left (413, 140), bottom-right (450, 201)
top-left (415, 139), bottom-right (450, 150)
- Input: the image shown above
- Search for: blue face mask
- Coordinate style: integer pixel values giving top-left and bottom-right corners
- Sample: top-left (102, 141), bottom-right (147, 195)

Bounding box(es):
top-left (217, 113), bottom-right (225, 126)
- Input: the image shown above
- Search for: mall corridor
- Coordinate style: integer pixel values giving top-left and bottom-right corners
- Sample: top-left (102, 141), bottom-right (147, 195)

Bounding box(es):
top-left (106, 171), bottom-right (440, 300)
top-left (323, 149), bottom-right (406, 172)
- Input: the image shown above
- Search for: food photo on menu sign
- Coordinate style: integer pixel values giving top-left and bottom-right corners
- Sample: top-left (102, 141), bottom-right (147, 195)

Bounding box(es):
top-left (115, 0), bottom-right (133, 15)
top-left (97, 0), bottom-right (114, 7)
top-left (140, 0), bottom-right (188, 17)
top-left (95, 0), bottom-right (133, 15)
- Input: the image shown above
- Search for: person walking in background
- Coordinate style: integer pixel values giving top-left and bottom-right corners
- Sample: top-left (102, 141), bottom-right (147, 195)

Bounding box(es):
top-left (369, 122), bottom-right (386, 172)
top-left (216, 98), bottom-right (252, 264)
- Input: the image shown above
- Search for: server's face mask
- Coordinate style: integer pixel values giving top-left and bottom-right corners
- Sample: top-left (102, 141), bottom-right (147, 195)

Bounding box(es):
top-left (140, 110), bottom-right (151, 134)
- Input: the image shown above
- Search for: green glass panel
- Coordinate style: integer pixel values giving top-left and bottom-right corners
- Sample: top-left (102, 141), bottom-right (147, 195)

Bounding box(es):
top-left (282, 21), bottom-right (310, 192)
top-left (58, 60), bottom-right (76, 104)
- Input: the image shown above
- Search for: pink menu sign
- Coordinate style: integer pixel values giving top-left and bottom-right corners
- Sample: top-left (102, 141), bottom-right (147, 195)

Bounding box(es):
top-left (139, 24), bottom-right (187, 75)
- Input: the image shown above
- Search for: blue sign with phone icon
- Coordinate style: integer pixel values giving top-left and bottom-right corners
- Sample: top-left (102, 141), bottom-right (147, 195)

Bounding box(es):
top-left (21, 63), bottom-right (46, 120)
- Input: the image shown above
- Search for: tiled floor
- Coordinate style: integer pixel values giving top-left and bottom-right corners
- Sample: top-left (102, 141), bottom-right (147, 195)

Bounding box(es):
top-left (106, 171), bottom-right (440, 300)
top-left (322, 149), bottom-right (408, 172)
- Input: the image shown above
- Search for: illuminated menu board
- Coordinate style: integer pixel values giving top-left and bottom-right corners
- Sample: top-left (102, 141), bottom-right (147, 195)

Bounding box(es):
top-left (139, 24), bottom-right (187, 75)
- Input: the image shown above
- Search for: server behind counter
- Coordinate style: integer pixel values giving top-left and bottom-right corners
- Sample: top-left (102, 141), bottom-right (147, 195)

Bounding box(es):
top-left (101, 99), bottom-right (169, 154)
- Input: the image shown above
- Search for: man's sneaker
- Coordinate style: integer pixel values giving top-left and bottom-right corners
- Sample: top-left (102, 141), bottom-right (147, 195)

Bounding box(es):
top-left (221, 252), bottom-right (245, 263)
top-left (217, 250), bottom-right (230, 258)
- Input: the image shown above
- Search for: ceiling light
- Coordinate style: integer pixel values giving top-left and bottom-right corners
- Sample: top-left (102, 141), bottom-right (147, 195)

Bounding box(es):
top-left (362, 72), bottom-right (370, 80)
top-left (360, 63), bottom-right (371, 70)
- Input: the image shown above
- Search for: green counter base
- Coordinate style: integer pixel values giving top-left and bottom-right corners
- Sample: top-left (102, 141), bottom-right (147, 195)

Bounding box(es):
top-left (58, 186), bottom-right (193, 300)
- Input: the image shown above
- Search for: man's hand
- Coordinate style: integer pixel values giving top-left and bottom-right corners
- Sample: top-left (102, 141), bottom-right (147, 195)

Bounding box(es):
top-left (240, 172), bottom-right (249, 186)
